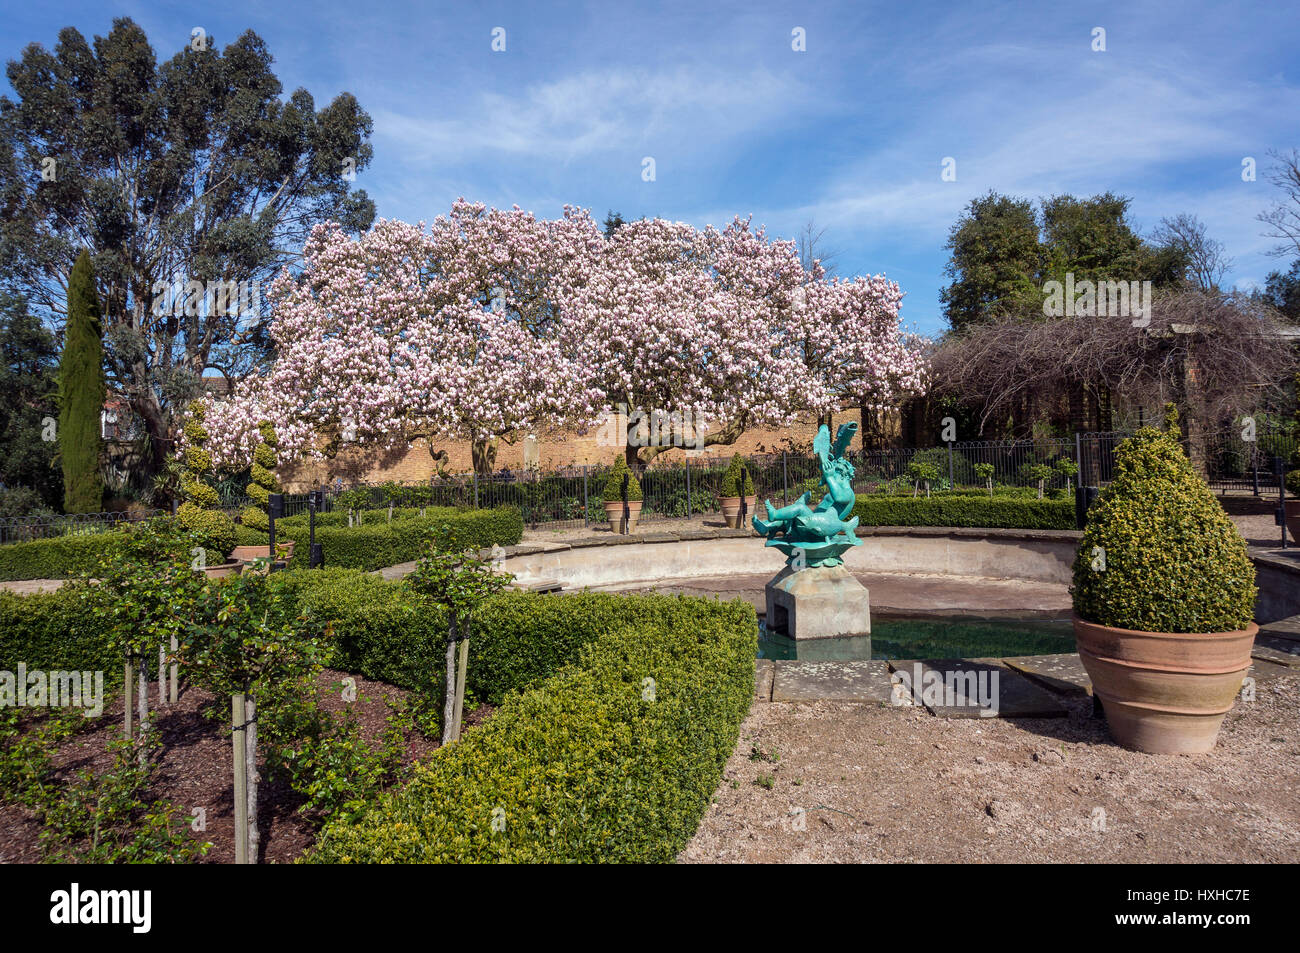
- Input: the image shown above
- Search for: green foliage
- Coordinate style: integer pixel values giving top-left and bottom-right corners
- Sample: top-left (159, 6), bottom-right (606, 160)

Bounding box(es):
top-left (973, 462), bottom-right (995, 482)
top-left (0, 18), bottom-right (376, 485)
top-left (0, 532), bottom-right (117, 581)
top-left (407, 533), bottom-right (510, 633)
top-left (82, 519), bottom-right (209, 660)
top-left (907, 460), bottom-right (941, 483)
top-left (181, 572), bottom-right (322, 696)
top-left (306, 601), bottom-right (756, 863)
top-left (719, 453), bottom-right (756, 497)
top-left (279, 506), bottom-right (523, 571)
top-left (941, 192), bottom-right (1044, 331)
top-left (0, 295), bottom-right (62, 506)
top-left (1071, 418), bottom-right (1256, 633)
top-left (174, 502), bottom-right (236, 559)
top-left (851, 494), bottom-right (1075, 529)
top-left (35, 734), bottom-right (209, 863)
top-left (241, 505), bottom-right (270, 532)
top-left (601, 455), bottom-right (643, 502)
top-left (59, 250), bottom-right (105, 513)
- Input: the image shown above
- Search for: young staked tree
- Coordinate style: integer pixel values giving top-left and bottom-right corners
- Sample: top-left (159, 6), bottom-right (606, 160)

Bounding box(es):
top-left (59, 250), bottom-right (105, 512)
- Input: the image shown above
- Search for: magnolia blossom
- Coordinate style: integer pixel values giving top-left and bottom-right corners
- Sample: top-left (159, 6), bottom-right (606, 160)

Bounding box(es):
top-left (201, 201), bottom-right (928, 468)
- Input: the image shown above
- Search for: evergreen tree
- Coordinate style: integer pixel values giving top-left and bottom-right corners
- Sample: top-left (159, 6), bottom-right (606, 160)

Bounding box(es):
top-left (59, 250), bottom-right (105, 512)
top-left (0, 294), bottom-right (62, 504)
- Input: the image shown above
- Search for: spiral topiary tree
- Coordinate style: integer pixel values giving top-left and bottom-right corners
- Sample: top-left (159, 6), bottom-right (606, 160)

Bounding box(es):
top-left (175, 401), bottom-right (236, 560)
top-left (240, 421), bottom-right (282, 533)
top-left (1071, 404), bottom-right (1256, 633)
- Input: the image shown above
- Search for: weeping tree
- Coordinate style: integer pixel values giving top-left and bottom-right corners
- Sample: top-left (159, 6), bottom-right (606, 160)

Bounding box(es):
top-left (930, 288), bottom-right (1298, 451)
top-left (59, 250), bottom-right (105, 512)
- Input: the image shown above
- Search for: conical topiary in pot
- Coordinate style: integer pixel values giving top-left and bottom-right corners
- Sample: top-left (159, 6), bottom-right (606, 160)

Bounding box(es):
top-left (1070, 404), bottom-right (1258, 754)
top-left (601, 456), bottom-right (643, 534)
top-left (718, 453), bottom-right (757, 528)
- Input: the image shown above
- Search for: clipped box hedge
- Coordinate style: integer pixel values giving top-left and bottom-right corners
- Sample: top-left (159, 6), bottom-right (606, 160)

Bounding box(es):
top-left (0, 533), bottom-right (118, 582)
top-left (278, 506), bottom-right (523, 572)
top-left (851, 493), bottom-right (1074, 529)
top-left (0, 584), bottom-right (119, 676)
top-left (307, 597), bottom-right (756, 863)
top-left (2, 565), bottom-right (756, 862)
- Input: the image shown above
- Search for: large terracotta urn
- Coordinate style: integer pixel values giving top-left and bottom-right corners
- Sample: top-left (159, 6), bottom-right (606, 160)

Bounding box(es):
top-left (603, 500), bottom-right (642, 535)
top-left (1073, 615), bottom-right (1257, 754)
top-left (719, 495), bottom-right (757, 529)
top-left (1286, 499), bottom-right (1300, 545)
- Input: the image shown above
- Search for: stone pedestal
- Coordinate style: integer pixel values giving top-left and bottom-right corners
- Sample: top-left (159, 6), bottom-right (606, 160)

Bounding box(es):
top-left (765, 564), bottom-right (871, 641)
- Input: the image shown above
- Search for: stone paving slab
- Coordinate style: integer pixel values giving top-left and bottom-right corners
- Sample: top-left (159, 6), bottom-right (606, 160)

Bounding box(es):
top-left (771, 659), bottom-right (894, 704)
top-left (1259, 616), bottom-right (1300, 642)
top-left (1001, 653), bottom-right (1093, 697)
top-left (1246, 658), bottom-right (1295, 684)
top-left (754, 659), bottom-right (774, 702)
top-left (1254, 634), bottom-right (1300, 667)
top-left (888, 658), bottom-right (1068, 719)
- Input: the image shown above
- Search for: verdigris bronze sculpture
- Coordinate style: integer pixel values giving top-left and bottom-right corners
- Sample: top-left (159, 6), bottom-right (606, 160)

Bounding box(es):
top-left (757, 422), bottom-right (871, 641)
top-left (753, 421), bottom-right (863, 567)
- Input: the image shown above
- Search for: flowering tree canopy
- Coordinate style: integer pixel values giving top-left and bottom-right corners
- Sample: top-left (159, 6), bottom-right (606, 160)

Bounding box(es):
top-left (201, 201), bottom-right (927, 470)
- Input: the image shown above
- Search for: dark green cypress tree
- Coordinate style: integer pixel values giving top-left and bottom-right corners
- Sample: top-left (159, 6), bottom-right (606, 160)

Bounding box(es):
top-left (59, 250), bottom-right (105, 512)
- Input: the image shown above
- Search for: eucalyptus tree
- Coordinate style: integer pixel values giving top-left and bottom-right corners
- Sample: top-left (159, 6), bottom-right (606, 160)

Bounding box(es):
top-left (0, 18), bottom-right (375, 479)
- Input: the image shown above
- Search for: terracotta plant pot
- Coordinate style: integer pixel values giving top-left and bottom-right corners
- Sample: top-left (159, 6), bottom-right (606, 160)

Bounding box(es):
top-left (1073, 614), bottom-right (1258, 754)
top-left (202, 561), bottom-right (244, 580)
top-left (1286, 499), bottom-right (1300, 545)
top-left (603, 499), bottom-right (642, 534)
top-left (719, 495), bottom-right (758, 529)
top-left (231, 540), bottom-right (294, 563)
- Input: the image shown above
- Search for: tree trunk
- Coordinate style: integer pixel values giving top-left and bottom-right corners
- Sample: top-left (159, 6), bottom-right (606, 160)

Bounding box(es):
top-left (232, 693), bottom-right (248, 865)
top-left (136, 655), bottom-right (148, 768)
top-left (245, 694), bottom-right (259, 863)
top-left (441, 617), bottom-right (458, 744)
top-left (123, 659), bottom-right (134, 741)
top-left (472, 437), bottom-right (498, 476)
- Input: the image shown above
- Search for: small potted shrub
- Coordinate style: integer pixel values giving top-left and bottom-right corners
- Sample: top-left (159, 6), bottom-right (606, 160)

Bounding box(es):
top-left (718, 453), bottom-right (756, 527)
top-left (1071, 405), bottom-right (1258, 754)
top-left (602, 456), bottom-right (643, 534)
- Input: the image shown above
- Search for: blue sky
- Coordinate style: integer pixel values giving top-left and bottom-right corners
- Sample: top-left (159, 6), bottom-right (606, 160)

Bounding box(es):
top-left (4, 1), bottom-right (1298, 335)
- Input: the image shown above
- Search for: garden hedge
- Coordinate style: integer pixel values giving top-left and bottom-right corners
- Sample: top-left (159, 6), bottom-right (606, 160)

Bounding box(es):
top-left (0, 506), bottom-right (523, 580)
top-left (851, 493), bottom-right (1074, 529)
top-left (1, 570), bottom-right (757, 863)
top-left (307, 597), bottom-right (756, 863)
top-left (0, 534), bottom-right (117, 582)
top-left (0, 584), bottom-right (118, 676)
top-left (278, 506), bottom-right (523, 571)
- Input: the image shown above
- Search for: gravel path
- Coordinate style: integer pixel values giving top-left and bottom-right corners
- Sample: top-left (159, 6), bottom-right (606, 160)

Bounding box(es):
top-left (681, 673), bottom-right (1300, 863)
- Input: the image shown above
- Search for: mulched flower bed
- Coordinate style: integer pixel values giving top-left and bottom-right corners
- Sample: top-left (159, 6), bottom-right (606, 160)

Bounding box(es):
top-left (0, 670), bottom-right (490, 864)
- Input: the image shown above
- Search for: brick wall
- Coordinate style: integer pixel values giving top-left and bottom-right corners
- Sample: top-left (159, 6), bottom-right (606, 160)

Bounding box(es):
top-left (277, 408), bottom-right (885, 490)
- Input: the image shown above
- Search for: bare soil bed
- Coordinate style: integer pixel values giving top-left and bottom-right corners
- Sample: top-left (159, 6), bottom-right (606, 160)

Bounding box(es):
top-left (0, 670), bottom-right (483, 864)
top-left (682, 673), bottom-right (1300, 863)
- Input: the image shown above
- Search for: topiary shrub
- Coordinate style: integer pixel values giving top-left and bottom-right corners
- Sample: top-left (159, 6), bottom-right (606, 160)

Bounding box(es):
top-left (601, 456), bottom-right (642, 502)
top-left (719, 453), bottom-right (755, 497)
top-left (241, 421), bottom-right (281, 532)
top-left (175, 401), bottom-right (235, 557)
top-left (1071, 405), bottom-right (1256, 633)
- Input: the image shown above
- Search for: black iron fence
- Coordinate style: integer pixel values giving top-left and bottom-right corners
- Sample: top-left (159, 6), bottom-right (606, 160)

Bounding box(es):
top-left (0, 509), bottom-right (165, 546)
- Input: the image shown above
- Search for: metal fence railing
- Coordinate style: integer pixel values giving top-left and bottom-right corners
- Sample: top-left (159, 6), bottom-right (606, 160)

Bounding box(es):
top-left (0, 509), bottom-right (165, 546)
